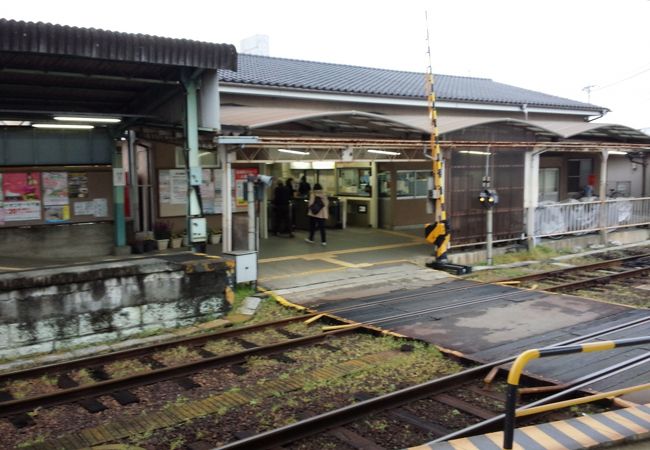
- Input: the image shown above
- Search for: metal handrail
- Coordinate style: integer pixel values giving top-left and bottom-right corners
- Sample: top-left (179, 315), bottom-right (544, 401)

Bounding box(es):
top-left (503, 336), bottom-right (650, 449)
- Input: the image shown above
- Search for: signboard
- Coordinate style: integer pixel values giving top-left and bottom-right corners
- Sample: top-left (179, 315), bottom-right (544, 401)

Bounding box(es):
top-left (234, 168), bottom-right (259, 208)
top-left (2, 172), bottom-right (42, 221)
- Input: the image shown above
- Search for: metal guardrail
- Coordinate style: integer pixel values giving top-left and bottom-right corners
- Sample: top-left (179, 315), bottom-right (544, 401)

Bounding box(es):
top-left (503, 336), bottom-right (650, 449)
top-left (534, 196), bottom-right (650, 239)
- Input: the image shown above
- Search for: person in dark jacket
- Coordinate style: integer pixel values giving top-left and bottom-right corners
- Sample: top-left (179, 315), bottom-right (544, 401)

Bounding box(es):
top-left (305, 183), bottom-right (329, 246)
top-left (298, 175), bottom-right (311, 197)
top-left (273, 180), bottom-right (293, 237)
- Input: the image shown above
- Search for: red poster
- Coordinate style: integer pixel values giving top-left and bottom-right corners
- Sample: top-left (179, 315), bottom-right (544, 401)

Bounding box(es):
top-left (2, 172), bottom-right (41, 201)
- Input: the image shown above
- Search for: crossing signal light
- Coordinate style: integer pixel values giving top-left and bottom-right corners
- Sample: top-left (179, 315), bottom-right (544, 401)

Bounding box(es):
top-left (479, 189), bottom-right (498, 207)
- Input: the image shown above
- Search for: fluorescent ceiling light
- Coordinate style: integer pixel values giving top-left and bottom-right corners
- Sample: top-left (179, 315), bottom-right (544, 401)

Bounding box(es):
top-left (54, 116), bottom-right (120, 123)
top-left (460, 150), bottom-right (491, 155)
top-left (367, 149), bottom-right (401, 156)
top-left (312, 161), bottom-right (335, 169)
top-left (0, 120), bottom-right (30, 126)
top-left (609, 151), bottom-right (627, 155)
top-left (278, 148), bottom-right (310, 155)
top-left (32, 123), bottom-right (94, 129)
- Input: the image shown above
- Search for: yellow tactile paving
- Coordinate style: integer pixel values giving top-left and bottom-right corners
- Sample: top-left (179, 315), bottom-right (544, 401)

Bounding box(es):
top-left (624, 406), bottom-right (650, 424)
top-left (447, 437), bottom-right (481, 449)
top-left (574, 415), bottom-right (626, 441)
top-left (604, 410), bottom-right (649, 434)
top-left (485, 432), bottom-right (525, 449)
top-left (520, 425), bottom-right (567, 449)
top-left (550, 420), bottom-right (600, 447)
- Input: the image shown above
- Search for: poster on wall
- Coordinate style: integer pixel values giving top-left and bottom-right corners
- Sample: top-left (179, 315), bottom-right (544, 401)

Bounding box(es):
top-left (93, 198), bottom-right (108, 217)
top-left (2, 172), bottom-right (41, 202)
top-left (42, 172), bottom-right (69, 206)
top-left (170, 170), bottom-right (187, 204)
top-left (234, 168), bottom-right (259, 209)
top-left (3, 201), bottom-right (41, 221)
top-left (44, 205), bottom-right (70, 223)
top-left (68, 173), bottom-right (89, 198)
top-left (201, 168), bottom-right (216, 214)
top-left (74, 201), bottom-right (95, 216)
top-left (2, 172), bottom-right (42, 221)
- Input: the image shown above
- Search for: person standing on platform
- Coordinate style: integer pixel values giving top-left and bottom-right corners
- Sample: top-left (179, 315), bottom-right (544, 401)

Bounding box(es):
top-left (273, 179), bottom-right (293, 237)
top-left (298, 175), bottom-right (311, 197)
top-left (305, 183), bottom-right (329, 246)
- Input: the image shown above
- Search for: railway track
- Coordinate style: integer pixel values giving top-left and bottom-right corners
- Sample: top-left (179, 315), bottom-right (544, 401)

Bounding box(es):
top-left (0, 313), bottom-right (359, 427)
top-left (495, 252), bottom-right (650, 294)
top-left (215, 316), bottom-right (650, 450)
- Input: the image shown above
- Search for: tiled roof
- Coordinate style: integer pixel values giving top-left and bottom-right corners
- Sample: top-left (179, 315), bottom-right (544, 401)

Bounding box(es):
top-left (219, 54), bottom-right (602, 111)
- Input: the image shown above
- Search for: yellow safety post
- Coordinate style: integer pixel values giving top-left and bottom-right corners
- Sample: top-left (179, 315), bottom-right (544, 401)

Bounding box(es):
top-left (503, 336), bottom-right (650, 449)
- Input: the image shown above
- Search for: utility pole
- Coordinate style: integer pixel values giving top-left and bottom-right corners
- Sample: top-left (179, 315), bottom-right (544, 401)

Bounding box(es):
top-left (582, 85), bottom-right (596, 103)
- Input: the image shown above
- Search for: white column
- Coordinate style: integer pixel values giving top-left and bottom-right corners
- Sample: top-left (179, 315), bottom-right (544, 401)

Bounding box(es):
top-left (221, 145), bottom-right (233, 252)
top-left (524, 150), bottom-right (540, 248)
top-left (370, 161), bottom-right (379, 228)
top-left (599, 150), bottom-right (609, 244)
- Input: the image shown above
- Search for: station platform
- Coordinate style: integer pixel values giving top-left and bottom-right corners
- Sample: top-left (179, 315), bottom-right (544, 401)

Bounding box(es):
top-left (412, 403), bottom-right (650, 450)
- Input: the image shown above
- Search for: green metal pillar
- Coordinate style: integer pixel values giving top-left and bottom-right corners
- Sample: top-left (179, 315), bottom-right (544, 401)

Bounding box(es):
top-left (182, 72), bottom-right (206, 250)
top-left (112, 146), bottom-right (127, 248)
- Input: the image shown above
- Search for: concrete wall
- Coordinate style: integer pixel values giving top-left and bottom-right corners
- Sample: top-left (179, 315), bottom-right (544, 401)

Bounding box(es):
top-left (0, 257), bottom-right (229, 358)
top-left (0, 222), bottom-right (114, 259)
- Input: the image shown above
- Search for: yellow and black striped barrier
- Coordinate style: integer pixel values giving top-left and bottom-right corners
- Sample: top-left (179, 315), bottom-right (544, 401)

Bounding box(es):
top-left (503, 336), bottom-right (650, 449)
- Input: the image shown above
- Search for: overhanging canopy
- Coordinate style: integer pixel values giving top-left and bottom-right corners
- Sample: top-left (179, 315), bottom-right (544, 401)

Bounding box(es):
top-left (0, 19), bottom-right (237, 121)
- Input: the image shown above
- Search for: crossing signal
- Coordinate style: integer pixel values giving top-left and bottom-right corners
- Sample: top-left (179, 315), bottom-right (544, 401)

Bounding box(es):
top-left (479, 189), bottom-right (498, 207)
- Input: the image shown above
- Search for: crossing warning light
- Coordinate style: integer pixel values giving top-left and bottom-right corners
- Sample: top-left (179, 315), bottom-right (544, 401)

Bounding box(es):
top-left (479, 189), bottom-right (498, 207)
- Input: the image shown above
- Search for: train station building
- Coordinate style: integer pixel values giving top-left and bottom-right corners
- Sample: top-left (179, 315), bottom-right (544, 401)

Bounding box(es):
top-left (1, 19), bottom-right (649, 259)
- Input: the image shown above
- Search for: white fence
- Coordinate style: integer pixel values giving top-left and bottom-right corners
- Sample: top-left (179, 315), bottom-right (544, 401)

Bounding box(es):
top-left (534, 197), bottom-right (650, 239)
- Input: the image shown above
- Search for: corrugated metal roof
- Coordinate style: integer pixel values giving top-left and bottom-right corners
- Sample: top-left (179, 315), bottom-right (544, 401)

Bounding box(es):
top-left (0, 19), bottom-right (237, 70)
top-left (219, 54), bottom-right (602, 112)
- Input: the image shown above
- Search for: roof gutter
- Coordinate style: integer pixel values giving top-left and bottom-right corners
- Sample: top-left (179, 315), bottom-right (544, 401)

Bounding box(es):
top-left (219, 84), bottom-right (605, 118)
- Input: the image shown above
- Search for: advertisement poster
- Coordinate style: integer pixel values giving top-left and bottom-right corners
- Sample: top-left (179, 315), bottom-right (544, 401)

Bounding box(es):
top-left (234, 168), bottom-right (259, 208)
top-left (42, 172), bottom-right (69, 206)
top-left (201, 169), bottom-right (215, 214)
top-left (2, 172), bottom-right (41, 202)
top-left (3, 201), bottom-right (41, 221)
top-left (93, 198), bottom-right (108, 217)
top-left (68, 173), bottom-right (89, 198)
top-left (74, 201), bottom-right (95, 216)
top-left (44, 205), bottom-right (70, 223)
top-left (170, 170), bottom-right (187, 204)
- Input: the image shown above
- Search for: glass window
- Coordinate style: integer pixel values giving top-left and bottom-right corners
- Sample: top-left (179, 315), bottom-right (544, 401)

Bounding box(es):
top-left (567, 159), bottom-right (592, 194)
top-left (396, 170), bottom-right (430, 198)
top-left (337, 168), bottom-right (371, 197)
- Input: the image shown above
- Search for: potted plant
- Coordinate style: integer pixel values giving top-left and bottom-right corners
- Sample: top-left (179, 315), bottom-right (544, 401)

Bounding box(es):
top-left (209, 228), bottom-right (222, 245)
top-left (153, 220), bottom-right (172, 250)
top-left (170, 232), bottom-right (184, 249)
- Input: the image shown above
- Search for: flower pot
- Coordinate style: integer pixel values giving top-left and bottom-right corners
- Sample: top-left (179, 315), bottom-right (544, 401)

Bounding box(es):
top-left (156, 239), bottom-right (169, 251)
top-left (144, 239), bottom-right (157, 252)
top-left (210, 233), bottom-right (221, 245)
top-left (170, 237), bottom-right (183, 249)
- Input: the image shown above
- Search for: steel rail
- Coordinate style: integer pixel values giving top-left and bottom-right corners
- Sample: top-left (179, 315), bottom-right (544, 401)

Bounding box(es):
top-left (0, 326), bottom-right (360, 418)
top-left (213, 316), bottom-right (650, 450)
top-left (0, 314), bottom-right (317, 383)
top-left (494, 253), bottom-right (650, 284)
top-left (545, 266), bottom-right (650, 292)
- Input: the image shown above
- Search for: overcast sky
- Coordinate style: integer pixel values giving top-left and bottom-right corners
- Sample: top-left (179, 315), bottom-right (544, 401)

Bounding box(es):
top-left (3, 0), bottom-right (649, 129)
